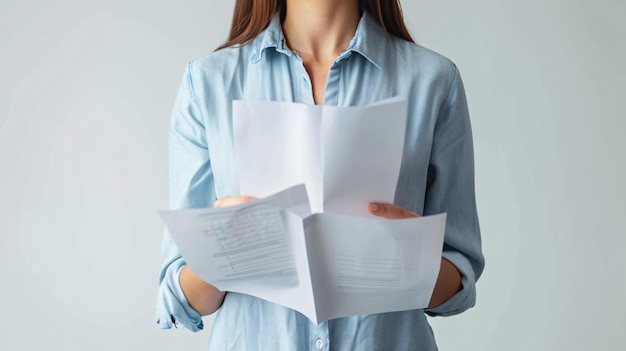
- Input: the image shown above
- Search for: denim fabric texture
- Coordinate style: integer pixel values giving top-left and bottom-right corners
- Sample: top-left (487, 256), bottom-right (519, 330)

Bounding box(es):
top-left (157, 11), bottom-right (484, 351)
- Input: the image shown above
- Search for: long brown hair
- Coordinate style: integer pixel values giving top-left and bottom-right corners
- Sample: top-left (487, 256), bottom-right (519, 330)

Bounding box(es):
top-left (216, 0), bottom-right (414, 50)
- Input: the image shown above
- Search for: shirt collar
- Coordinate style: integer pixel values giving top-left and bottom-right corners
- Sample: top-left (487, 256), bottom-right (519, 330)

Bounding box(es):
top-left (251, 11), bottom-right (388, 69)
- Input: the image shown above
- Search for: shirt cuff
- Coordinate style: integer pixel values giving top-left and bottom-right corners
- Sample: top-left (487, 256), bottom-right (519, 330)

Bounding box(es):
top-left (425, 250), bottom-right (477, 317)
top-left (156, 261), bottom-right (204, 332)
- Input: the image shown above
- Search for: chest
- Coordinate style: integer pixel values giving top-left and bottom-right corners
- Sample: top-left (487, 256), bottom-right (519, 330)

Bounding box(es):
top-left (203, 54), bottom-right (437, 211)
top-left (302, 60), bottom-right (332, 105)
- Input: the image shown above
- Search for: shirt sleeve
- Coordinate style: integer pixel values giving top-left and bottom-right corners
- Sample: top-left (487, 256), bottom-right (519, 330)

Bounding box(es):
top-left (423, 65), bottom-right (485, 317)
top-left (156, 62), bottom-right (216, 331)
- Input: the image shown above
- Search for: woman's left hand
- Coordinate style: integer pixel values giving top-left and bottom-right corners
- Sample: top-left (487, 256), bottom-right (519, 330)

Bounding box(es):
top-left (367, 202), bottom-right (420, 219)
top-left (367, 201), bottom-right (461, 308)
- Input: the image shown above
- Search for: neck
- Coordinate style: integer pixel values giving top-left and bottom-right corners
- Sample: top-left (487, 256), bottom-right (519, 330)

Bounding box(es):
top-left (282, 0), bottom-right (360, 63)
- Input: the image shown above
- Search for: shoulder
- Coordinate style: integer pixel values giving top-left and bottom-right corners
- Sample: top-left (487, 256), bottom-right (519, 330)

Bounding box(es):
top-left (186, 45), bottom-right (251, 82)
top-left (388, 38), bottom-right (459, 89)
top-left (358, 11), bottom-right (456, 80)
top-left (180, 41), bottom-right (262, 102)
top-left (399, 41), bottom-right (455, 70)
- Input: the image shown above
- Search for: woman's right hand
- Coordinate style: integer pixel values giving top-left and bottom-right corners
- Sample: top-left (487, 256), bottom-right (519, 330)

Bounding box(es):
top-left (214, 195), bottom-right (256, 208)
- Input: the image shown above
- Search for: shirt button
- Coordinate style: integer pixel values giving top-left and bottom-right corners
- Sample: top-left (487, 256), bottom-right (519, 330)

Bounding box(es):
top-left (315, 339), bottom-right (325, 349)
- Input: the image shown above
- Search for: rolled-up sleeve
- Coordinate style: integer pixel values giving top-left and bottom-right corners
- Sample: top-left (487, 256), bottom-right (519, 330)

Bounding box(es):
top-left (424, 65), bottom-right (485, 317)
top-left (156, 62), bottom-right (216, 331)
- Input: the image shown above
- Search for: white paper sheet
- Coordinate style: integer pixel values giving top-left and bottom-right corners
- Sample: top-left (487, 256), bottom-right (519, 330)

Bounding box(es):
top-left (160, 185), bottom-right (447, 324)
top-left (159, 185), bottom-right (310, 288)
top-left (303, 212), bottom-right (446, 322)
top-left (233, 97), bottom-right (408, 216)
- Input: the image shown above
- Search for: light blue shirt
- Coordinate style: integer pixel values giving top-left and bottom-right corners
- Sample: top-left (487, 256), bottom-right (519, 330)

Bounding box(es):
top-left (157, 11), bottom-right (484, 351)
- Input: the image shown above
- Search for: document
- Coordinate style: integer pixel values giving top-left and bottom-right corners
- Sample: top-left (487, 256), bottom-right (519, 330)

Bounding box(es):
top-left (160, 99), bottom-right (446, 324)
top-left (232, 97), bottom-right (408, 216)
top-left (160, 185), bottom-right (447, 325)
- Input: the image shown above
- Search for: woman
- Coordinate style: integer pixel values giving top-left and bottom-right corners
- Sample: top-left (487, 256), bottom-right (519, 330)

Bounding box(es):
top-left (157, 0), bottom-right (484, 349)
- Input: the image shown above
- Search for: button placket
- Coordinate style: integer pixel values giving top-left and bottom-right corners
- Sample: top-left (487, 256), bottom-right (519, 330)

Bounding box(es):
top-left (322, 60), bottom-right (343, 106)
top-left (310, 321), bottom-right (329, 351)
top-left (297, 65), bottom-right (314, 105)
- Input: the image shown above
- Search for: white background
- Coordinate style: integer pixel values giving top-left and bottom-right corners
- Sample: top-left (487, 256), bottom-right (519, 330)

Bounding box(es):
top-left (1, 0), bottom-right (624, 350)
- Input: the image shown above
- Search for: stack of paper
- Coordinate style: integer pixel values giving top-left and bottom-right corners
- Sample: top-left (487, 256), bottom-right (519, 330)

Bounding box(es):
top-left (160, 99), bottom-right (446, 324)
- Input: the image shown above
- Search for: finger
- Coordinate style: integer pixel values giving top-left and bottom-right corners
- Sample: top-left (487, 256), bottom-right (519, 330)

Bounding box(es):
top-left (368, 202), bottom-right (420, 219)
top-left (214, 195), bottom-right (256, 208)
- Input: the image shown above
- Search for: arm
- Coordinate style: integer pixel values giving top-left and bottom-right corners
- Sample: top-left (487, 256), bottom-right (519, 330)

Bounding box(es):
top-left (422, 65), bottom-right (484, 316)
top-left (369, 65), bottom-right (484, 315)
top-left (178, 195), bottom-right (256, 316)
top-left (179, 266), bottom-right (225, 316)
top-left (156, 62), bottom-right (221, 330)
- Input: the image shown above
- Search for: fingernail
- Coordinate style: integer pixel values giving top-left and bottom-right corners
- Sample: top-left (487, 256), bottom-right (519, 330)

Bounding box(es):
top-left (369, 203), bottom-right (379, 211)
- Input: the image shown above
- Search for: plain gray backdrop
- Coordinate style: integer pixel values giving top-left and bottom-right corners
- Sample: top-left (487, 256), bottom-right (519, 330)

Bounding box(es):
top-left (1, 0), bottom-right (624, 350)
